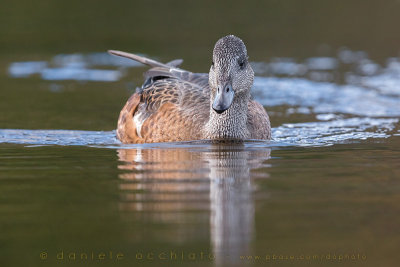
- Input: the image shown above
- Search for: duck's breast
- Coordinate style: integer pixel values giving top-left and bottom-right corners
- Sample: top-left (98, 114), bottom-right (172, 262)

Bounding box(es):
top-left (247, 100), bottom-right (271, 140)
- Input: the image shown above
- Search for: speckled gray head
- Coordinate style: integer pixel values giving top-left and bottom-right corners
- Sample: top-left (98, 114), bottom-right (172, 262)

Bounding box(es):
top-left (209, 35), bottom-right (254, 114)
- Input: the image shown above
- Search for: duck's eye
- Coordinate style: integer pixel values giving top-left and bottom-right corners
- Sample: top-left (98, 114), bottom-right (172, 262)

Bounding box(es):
top-left (238, 60), bottom-right (245, 69)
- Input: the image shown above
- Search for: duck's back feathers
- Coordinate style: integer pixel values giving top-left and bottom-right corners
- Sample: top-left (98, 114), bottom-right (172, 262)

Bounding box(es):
top-left (116, 63), bottom-right (210, 143)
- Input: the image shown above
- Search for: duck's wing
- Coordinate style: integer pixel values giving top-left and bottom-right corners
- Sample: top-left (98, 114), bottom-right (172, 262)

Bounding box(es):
top-left (109, 50), bottom-right (210, 143)
top-left (108, 50), bottom-right (177, 68)
top-left (108, 50), bottom-right (209, 89)
top-left (143, 67), bottom-right (209, 91)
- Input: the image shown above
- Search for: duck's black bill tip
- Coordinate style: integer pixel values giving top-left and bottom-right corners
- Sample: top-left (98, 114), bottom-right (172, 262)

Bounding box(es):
top-left (213, 108), bottom-right (227, 114)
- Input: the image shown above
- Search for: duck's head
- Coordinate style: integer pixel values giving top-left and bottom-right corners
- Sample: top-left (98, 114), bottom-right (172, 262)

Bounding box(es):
top-left (209, 35), bottom-right (254, 114)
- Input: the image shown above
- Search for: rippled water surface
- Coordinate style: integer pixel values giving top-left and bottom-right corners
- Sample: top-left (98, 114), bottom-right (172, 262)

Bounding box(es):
top-left (2, 1), bottom-right (400, 266)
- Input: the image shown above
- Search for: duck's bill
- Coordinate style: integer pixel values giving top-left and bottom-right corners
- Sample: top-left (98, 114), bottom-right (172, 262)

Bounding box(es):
top-left (212, 83), bottom-right (234, 114)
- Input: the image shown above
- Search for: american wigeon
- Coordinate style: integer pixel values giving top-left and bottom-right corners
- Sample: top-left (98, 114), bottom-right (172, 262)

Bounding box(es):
top-left (109, 35), bottom-right (271, 143)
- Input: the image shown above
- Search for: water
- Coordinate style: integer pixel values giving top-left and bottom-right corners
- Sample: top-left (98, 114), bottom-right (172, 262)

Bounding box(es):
top-left (2, 51), bottom-right (400, 267)
top-left (2, 1), bottom-right (400, 266)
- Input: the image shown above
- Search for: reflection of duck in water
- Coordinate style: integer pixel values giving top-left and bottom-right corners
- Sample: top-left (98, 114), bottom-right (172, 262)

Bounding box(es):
top-left (117, 144), bottom-right (270, 266)
top-left (109, 35), bottom-right (271, 144)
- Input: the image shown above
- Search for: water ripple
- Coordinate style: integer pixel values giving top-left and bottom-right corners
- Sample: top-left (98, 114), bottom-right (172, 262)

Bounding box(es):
top-left (0, 116), bottom-right (398, 148)
top-left (273, 117), bottom-right (398, 146)
top-left (253, 77), bottom-right (400, 117)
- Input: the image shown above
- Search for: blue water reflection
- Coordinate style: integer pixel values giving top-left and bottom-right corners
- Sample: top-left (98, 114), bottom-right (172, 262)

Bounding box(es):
top-left (8, 52), bottom-right (145, 82)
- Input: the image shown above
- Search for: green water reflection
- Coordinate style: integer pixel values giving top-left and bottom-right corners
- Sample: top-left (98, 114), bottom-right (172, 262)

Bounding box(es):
top-left (1, 140), bottom-right (400, 266)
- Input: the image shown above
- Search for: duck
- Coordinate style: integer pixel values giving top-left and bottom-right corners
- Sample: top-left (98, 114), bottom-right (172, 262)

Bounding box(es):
top-left (109, 35), bottom-right (271, 144)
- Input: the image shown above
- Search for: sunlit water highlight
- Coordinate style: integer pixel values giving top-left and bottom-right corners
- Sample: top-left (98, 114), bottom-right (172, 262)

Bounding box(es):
top-left (0, 115), bottom-right (398, 148)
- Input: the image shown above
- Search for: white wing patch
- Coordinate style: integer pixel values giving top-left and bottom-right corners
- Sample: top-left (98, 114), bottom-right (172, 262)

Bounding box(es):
top-left (133, 113), bottom-right (145, 138)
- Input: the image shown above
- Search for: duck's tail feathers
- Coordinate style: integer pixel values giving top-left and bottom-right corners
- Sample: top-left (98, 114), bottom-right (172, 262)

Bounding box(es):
top-left (108, 50), bottom-right (183, 69)
top-left (165, 59), bottom-right (183, 67)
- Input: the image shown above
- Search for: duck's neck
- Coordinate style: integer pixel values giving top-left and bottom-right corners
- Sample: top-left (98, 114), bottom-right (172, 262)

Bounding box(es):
top-left (205, 91), bottom-right (250, 140)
